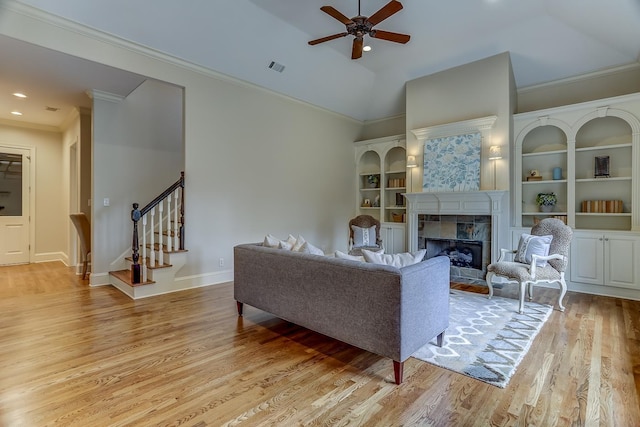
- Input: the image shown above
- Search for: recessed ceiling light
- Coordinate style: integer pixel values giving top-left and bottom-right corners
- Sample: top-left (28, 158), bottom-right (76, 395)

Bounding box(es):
top-left (363, 46), bottom-right (372, 52)
top-left (11, 111), bottom-right (23, 116)
top-left (13, 93), bottom-right (27, 98)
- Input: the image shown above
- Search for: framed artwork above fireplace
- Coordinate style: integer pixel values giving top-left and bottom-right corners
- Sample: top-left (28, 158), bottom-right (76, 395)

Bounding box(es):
top-left (423, 132), bottom-right (481, 192)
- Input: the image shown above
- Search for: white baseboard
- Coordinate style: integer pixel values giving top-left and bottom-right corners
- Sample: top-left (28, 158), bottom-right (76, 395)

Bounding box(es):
top-left (34, 252), bottom-right (68, 265)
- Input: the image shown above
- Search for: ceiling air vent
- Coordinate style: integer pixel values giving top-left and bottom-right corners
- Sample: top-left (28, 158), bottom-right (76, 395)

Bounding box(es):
top-left (45, 106), bottom-right (60, 112)
top-left (268, 61), bottom-right (285, 73)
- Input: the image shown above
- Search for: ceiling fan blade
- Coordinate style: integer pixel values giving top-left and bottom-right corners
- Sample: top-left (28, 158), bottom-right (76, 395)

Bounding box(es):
top-left (308, 32), bottom-right (349, 45)
top-left (370, 29), bottom-right (410, 44)
top-left (366, 0), bottom-right (403, 26)
top-left (320, 6), bottom-right (354, 25)
top-left (352, 37), bottom-right (363, 59)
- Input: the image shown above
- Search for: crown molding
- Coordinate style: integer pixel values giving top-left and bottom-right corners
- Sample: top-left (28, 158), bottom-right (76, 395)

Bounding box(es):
top-left (411, 116), bottom-right (497, 141)
top-left (518, 62), bottom-right (640, 94)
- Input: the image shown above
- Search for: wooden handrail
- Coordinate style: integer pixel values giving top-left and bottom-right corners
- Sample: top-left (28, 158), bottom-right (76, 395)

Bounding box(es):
top-left (130, 172), bottom-right (184, 283)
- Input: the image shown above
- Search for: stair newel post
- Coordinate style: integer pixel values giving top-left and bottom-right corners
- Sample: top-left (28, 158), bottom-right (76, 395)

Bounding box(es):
top-left (131, 203), bottom-right (142, 284)
top-left (166, 193), bottom-right (172, 252)
top-left (158, 201), bottom-right (164, 265)
top-left (142, 214), bottom-right (148, 283)
top-left (179, 171), bottom-right (185, 251)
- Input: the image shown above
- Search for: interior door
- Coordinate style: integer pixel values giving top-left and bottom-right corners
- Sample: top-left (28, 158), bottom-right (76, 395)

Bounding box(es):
top-left (0, 147), bottom-right (30, 265)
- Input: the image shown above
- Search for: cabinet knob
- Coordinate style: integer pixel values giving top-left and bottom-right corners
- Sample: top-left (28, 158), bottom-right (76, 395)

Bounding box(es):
top-left (599, 238), bottom-right (603, 241)
top-left (604, 238), bottom-right (609, 241)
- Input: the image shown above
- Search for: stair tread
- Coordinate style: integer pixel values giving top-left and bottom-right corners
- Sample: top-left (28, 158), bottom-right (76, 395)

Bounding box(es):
top-left (110, 269), bottom-right (155, 287)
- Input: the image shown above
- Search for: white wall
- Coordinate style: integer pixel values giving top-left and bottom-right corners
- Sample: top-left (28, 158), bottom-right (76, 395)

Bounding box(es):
top-left (91, 79), bottom-right (184, 274)
top-left (0, 7), bottom-right (362, 284)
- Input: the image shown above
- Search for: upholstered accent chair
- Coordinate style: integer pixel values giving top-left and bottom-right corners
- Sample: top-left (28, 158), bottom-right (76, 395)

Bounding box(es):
top-left (348, 215), bottom-right (383, 256)
top-left (486, 218), bottom-right (573, 314)
top-left (70, 213), bottom-right (91, 279)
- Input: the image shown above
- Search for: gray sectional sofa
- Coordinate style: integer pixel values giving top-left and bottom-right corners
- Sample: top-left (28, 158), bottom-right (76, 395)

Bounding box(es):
top-left (233, 243), bottom-right (450, 384)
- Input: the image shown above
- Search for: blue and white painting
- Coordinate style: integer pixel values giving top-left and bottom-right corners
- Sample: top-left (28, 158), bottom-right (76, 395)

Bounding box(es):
top-left (423, 132), bottom-right (481, 192)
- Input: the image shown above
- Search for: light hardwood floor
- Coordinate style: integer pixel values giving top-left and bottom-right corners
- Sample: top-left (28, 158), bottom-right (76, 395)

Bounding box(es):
top-left (1, 262), bottom-right (639, 426)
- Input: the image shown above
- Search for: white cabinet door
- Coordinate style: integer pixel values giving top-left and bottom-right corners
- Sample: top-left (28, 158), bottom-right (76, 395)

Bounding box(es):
top-left (570, 233), bottom-right (604, 286)
top-left (570, 232), bottom-right (639, 289)
top-left (605, 235), bottom-right (638, 289)
top-left (381, 223), bottom-right (405, 254)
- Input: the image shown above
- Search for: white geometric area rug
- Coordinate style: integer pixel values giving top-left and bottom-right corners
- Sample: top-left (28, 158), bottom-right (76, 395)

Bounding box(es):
top-left (412, 290), bottom-right (553, 388)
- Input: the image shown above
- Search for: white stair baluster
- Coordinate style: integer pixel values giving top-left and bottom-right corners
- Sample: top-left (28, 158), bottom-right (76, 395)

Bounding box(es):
top-left (174, 188), bottom-right (179, 250)
top-left (158, 201), bottom-right (164, 265)
top-left (149, 206), bottom-right (156, 267)
top-left (166, 194), bottom-right (172, 252)
top-left (142, 214), bottom-right (148, 283)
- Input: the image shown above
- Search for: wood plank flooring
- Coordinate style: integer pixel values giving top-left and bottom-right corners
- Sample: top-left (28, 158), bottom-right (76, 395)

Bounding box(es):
top-left (0, 262), bottom-right (639, 426)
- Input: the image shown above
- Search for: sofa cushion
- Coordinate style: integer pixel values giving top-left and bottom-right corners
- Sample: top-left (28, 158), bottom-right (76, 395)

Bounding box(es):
top-left (362, 249), bottom-right (426, 268)
top-left (351, 225), bottom-right (378, 248)
top-left (335, 250), bottom-right (365, 262)
top-left (514, 233), bottom-right (553, 267)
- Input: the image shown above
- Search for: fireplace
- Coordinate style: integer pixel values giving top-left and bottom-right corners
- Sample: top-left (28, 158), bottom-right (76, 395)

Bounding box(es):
top-left (418, 214), bottom-right (491, 279)
top-left (404, 191), bottom-right (509, 282)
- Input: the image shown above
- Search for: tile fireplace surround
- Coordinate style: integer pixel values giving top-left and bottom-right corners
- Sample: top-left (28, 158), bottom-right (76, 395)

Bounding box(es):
top-left (404, 191), bottom-right (509, 280)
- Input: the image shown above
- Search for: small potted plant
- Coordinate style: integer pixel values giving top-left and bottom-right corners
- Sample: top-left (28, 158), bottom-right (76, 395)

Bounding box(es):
top-left (536, 192), bottom-right (557, 212)
top-left (367, 174), bottom-right (380, 188)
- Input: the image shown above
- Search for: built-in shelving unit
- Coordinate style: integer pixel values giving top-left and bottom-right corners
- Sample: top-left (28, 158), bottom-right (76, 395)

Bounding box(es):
top-left (513, 92), bottom-right (640, 297)
top-left (354, 135), bottom-right (407, 253)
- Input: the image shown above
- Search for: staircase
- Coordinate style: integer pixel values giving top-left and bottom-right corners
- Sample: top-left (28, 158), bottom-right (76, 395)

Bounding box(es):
top-left (109, 172), bottom-right (187, 299)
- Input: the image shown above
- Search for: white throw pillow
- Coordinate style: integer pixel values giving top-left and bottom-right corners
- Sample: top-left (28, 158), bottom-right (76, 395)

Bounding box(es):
top-left (278, 240), bottom-right (293, 250)
top-left (263, 234), bottom-right (280, 248)
top-left (334, 250), bottom-right (365, 262)
top-left (514, 233), bottom-right (553, 267)
top-left (351, 225), bottom-right (378, 248)
top-left (298, 241), bottom-right (324, 256)
top-left (292, 235), bottom-right (306, 252)
top-left (361, 249), bottom-right (426, 268)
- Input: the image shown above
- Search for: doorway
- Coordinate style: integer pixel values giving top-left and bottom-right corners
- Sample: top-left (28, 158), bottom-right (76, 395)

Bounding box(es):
top-left (0, 146), bottom-right (32, 265)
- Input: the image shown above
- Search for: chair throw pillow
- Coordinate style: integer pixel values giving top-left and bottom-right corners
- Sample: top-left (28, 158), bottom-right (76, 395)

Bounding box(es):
top-left (514, 233), bottom-right (553, 267)
top-left (351, 225), bottom-right (378, 248)
top-left (361, 249), bottom-right (426, 268)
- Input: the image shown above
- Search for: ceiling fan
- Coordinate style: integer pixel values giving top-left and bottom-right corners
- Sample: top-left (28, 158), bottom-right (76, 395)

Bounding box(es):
top-left (308, 0), bottom-right (410, 60)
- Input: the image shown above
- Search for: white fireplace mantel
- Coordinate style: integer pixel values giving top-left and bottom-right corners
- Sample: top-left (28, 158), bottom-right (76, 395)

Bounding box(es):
top-left (404, 190), bottom-right (509, 263)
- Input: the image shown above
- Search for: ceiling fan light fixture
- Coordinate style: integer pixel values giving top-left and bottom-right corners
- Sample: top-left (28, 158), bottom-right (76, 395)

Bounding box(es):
top-left (309, 0), bottom-right (409, 60)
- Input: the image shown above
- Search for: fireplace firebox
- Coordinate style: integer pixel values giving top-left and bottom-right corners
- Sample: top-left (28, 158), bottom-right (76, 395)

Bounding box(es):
top-left (423, 238), bottom-right (483, 270)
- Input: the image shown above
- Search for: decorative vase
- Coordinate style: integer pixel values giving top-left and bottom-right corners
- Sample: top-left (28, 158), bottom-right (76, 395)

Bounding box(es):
top-left (540, 205), bottom-right (554, 213)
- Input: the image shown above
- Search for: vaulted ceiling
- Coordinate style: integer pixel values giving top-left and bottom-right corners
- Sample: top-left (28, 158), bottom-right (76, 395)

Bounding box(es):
top-left (2, 0), bottom-right (640, 127)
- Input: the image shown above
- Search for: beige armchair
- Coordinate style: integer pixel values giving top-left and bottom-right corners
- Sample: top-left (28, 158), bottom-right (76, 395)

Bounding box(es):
top-left (348, 215), bottom-right (383, 256)
top-left (486, 218), bottom-right (573, 314)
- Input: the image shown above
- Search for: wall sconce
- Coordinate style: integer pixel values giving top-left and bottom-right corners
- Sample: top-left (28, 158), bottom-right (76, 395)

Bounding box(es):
top-left (489, 145), bottom-right (502, 189)
top-left (488, 145), bottom-right (502, 160)
top-left (407, 155), bottom-right (418, 168)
